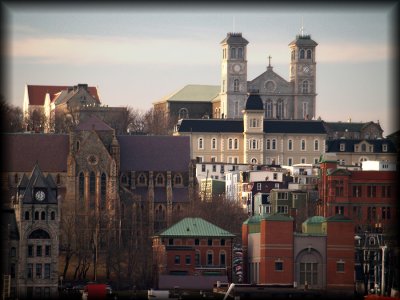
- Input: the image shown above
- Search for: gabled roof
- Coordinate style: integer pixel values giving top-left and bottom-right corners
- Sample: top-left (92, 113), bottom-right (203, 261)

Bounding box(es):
top-left (155, 85), bottom-right (220, 104)
top-left (26, 84), bottom-right (100, 106)
top-left (324, 121), bottom-right (383, 133)
top-left (326, 139), bottom-right (396, 153)
top-left (118, 135), bottom-right (191, 172)
top-left (155, 217), bottom-right (235, 238)
top-left (75, 114), bottom-right (114, 132)
top-left (288, 34), bottom-right (318, 47)
top-left (220, 32), bottom-right (249, 45)
top-left (2, 133), bottom-right (69, 172)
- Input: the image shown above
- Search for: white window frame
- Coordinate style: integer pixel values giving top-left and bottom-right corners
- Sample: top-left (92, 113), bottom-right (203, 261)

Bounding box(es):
top-left (301, 139), bottom-right (306, 151)
top-left (272, 139), bottom-right (277, 150)
top-left (198, 138), bottom-right (204, 150)
top-left (266, 139), bottom-right (271, 150)
top-left (314, 139), bottom-right (319, 151)
top-left (340, 143), bottom-right (345, 152)
top-left (382, 144), bottom-right (388, 152)
top-left (211, 138), bottom-right (217, 150)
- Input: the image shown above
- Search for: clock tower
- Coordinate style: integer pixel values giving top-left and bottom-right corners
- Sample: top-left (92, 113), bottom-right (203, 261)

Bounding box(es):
top-left (289, 28), bottom-right (318, 120)
top-left (220, 32), bottom-right (249, 119)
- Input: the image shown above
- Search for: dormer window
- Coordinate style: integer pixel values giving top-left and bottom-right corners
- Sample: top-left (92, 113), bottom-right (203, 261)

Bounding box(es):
top-left (250, 118), bottom-right (259, 128)
top-left (382, 144), bottom-right (388, 152)
top-left (361, 144), bottom-right (367, 152)
top-left (340, 143), bottom-right (345, 152)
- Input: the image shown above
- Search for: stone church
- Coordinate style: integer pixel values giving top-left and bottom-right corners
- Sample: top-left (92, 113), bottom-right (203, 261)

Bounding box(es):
top-left (155, 30), bottom-right (318, 121)
top-left (1, 115), bottom-right (196, 290)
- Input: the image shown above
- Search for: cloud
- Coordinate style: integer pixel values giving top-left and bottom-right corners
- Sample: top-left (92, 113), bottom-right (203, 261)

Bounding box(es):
top-left (9, 35), bottom-right (218, 66)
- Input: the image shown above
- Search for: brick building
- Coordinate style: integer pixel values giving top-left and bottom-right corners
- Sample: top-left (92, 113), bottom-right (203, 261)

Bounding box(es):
top-left (152, 217), bottom-right (235, 290)
top-left (318, 158), bottom-right (397, 233)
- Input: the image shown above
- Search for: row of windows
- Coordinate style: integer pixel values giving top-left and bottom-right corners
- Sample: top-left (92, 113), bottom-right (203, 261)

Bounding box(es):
top-left (168, 238), bottom-right (226, 246)
top-left (291, 49), bottom-right (313, 60)
top-left (198, 137), bottom-right (321, 151)
top-left (28, 244), bottom-right (51, 257)
top-left (352, 185), bottom-right (392, 198)
top-left (24, 211), bottom-right (56, 221)
top-left (26, 263), bottom-right (51, 279)
top-left (197, 156), bottom-right (319, 166)
top-left (334, 206), bottom-right (392, 221)
top-left (135, 173), bottom-right (183, 186)
top-left (223, 47), bottom-right (244, 59)
top-left (339, 143), bottom-right (389, 153)
top-left (175, 251), bottom-right (226, 267)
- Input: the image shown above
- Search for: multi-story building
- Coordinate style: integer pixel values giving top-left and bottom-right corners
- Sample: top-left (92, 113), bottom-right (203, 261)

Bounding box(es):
top-left (323, 121), bottom-right (384, 140)
top-left (13, 163), bottom-right (60, 299)
top-left (199, 178), bottom-right (225, 202)
top-left (175, 93), bottom-right (327, 166)
top-left (242, 214), bottom-right (355, 295)
top-left (318, 157), bottom-right (397, 233)
top-left (152, 217), bottom-right (235, 289)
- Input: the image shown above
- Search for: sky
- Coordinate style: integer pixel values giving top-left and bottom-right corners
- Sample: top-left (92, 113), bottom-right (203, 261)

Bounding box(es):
top-left (3, 2), bottom-right (399, 135)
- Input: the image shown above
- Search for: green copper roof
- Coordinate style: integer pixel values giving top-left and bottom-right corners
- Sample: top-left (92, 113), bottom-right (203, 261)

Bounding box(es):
top-left (243, 215), bottom-right (263, 225)
top-left (160, 84), bottom-right (220, 102)
top-left (155, 217), bottom-right (235, 238)
top-left (326, 214), bottom-right (353, 222)
top-left (304, 216), bottom-right (326, 224)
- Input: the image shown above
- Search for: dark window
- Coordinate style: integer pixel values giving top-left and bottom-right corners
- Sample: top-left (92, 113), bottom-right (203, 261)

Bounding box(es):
top-left (28, 245), bottom-right (33, 257)
top-left (89, 172), bottom-right (95, 195)
top-left (10, 247), bottom-right (16, 257)
top-left (101, 173), bottom-right (106, 209)
top-left (27, 264), bottom-right (33, 278)
top-left (337, 262), bottom-right (345, 272)
top-left (221, 239), bottom-right (225, 246)
top-left (24, 211), bottom-right (30, 220)
top-left (174, 255), bottom-right (180, 265)
top-left (207, 253), bottom-right (213, 265)
top-left (34, 211), bottom-right (39, 220)
top-left (195, 239), bottom-right (200, 245)
top-left (44, 264), bottom-right (50, 279)
top-left (195, 252), bottom-right (200, 265)
top-left (36, 245), bottom-right (42, 257)
top-left (275, 261), bottom-right (283, 271)
top-left (36, 264), bottom-right (42, 278)
top-left (220, 252), bottom-right (226, 266)
top-left (10, 263), bottom-right (16, 278)
top-left (300, 49), bottom-right (305, 59)
top-left (28, 229), bottom-right (50, 239)
top-left (306, 49), bottom-right (312, 59)
top-left (41, 211), bottom-right (46, 220)
top-left (185, 255), bottom-right (191, 265)
top-left (51, 211), bottom-right (55, 220)
top-left (352, 186), bottom-right (362, 197)
top-left (45, 245), bottom-right (51, 256)
top-left (168, 238), bottom-right (174, 246)
top-left (208, 239), bottom-right (212, 246)
top-left (368, 186), bottom-right (377, 197)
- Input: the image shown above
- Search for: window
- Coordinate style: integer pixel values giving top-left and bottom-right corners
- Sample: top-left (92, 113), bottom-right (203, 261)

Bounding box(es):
top-left (301, 139), bottom-right (306, 151)
top-left (257, 183), bottom-right (262, 190)
top-left (382, 144), bottom-right (388, 152)
top-left (250, 139), bottom-right (258, 150)
top-left (302, 81), bottom-right (309, 93)
top-left (234, 138), bottom-right (239, 149)
top-left (207, 251), bottom-right (213, 265)
top-left (36, 245), bottom-right (42, 257)
top-left (288, 139), bottom-right (293, 151)
top-left (10, 263), bottom-right (15, 278)
top-left (198, 138), bottom-right (204, 150)
top-left (25, 211), bottom-right (30, 220)
top-left (367, 185), bottom-right (377, 197)
top-left (201, 165), bottom-right (206, 172)
top-left (277, 205), bottom-right (288, 214)
top-left (28, 245), bottom-right (33, 257)
top-left (211, 138), bottom-right (217, 149)
top-left (265, 101), bottom-right (272, 118)
top-left (336, 261), bottom-right (345, 272)
top-left (27, 264), bottom-right (33, 279)
top-left (195, 238), bottom-right (200, 245)
top-left (335, 206), bottom-right (344, 215)
top-left (361, 144), bottom-right (367, 152)
top-left (50, 211), bottom-right (55, 220)
top-left (156, 174), bottom-right (164, 186)
top-left (276, 100), bottom-right (284, 119)
top-left (10, 247), bottom-right (16, 257)
top-left (288, 158), bottom-right (293, 166)
top-left (178, 108), bottom-right (189, 119)
top-left (272, 139), bottom-right (276, 150)
top-left (168, 238), bottom-right (174, 246)
top-left (238, 47), bottom-right (243, 58)
top-left (45, 245), bottom-right (51, 256)
top-left (306, 49), bottom-right (312, 59)
top-left (231, 47), bottom-right (236, 59)
top-left (174, 255), bottom-right (180, 265)
top-left (353, 186), bottom-right (362, 197)
top-left (44, 264), bottom-right (50, 279)
top-left (228, 138), bottom-right (233, 150)
top-left (208, 239), bottom-right (212, 246)
top-left (273, 173), bottom-right (278, 180)
top-left (36, 263), bottom-right (42, 279)
top-left (250, 118), bottom-right (259, 128)
top-left (266, 139), bottom-right (271, 150)
top-left (220, 252), bottom-right (226, 266)
top-left (275, 261), bottom-right (283, 271)
top-left (185, 255), bottom-right (191, 265)
top-left (195, 251), bottom-right (200, 266)
top-left (300, 49), bottom-right (305, 59)
top-left (299, 262), bottom-right (318, 285)
top-left (34, 211), bottom-right (39, 220)
top-left (41, 211), bottom-right (46, 220)
top-left (220, 239), bottom-right (225, 246)
top-left (340, 143), bottom-right (346, 151)
top-left (302, 102), bottom-right (308, 119)
top-left (234, 79), bottom-right (239, 92)
top-left (277, 192), bottom-right (288, 200)
top-left (314, 140), bottom-right (319, 151)
top-left (79, 172), bottom-right (84, 198)
top-left (382, 186), bottom-right (392, 197)
top-left (174, 174), bottom-right (182, 185)
top-left (314, 157), bottom-right (319, 164)
top-left (89, 171), bottom-right (95, 195)
top-left (101, 173), bottom-right (106, 209)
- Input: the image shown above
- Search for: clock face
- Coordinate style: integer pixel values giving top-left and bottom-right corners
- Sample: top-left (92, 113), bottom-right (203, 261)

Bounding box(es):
top-left (87, 154), bottom-right (99, 165)
top-left (233, 64), bottom-right (241, 73)
top-left (35, 190), bottom-right (46, 201)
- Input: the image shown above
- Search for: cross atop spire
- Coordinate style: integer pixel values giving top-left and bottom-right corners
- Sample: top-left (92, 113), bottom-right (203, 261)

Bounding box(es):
top-left (268, 55), bottom-right (272, 67)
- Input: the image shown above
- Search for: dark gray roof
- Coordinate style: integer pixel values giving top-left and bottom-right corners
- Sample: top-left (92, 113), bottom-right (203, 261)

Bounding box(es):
top-left (220, 32), bottom-right (249, 45)
top-left (288, 34), bottom-right (318, 47)
top-left (324, 121), bottom-right (383, 133)
top-left (326, 139), bottom-right (397, 153)
top-left (118, 135), bottom-right (191, 172)
top-left (2, 133), bottom-right (69, 172)
top-left (75, 114), bottom-right (114, 131)
top-left (177, 119), bottom-right (326, 134)
top-left (245, 94), bottom-right (263, 110)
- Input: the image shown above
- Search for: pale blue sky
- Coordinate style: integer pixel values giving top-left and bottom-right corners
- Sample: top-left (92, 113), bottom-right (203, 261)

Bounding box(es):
top-left (3, 2), bottom-right (398, 135)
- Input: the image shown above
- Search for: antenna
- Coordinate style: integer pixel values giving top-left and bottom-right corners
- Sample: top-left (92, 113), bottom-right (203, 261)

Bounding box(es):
top-left (301, 16), bottom-right (304, 36)
top-left (233, 15), bottom-right (235, 32)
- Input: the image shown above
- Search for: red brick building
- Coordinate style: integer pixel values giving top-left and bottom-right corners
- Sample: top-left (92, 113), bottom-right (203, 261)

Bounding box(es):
top-left (242, 213), bottom-right (354, 294)
top-left (152, 217), bottom-right (235, 290)
top-left (318, 159), bottom-right (397, 233)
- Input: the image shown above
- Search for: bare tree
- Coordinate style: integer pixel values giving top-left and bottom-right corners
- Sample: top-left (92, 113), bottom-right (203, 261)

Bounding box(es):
top-left (143, 107), bottom-right (174, 135)
top-left (0, 97), bottom-right (24, 132)
top-left (25, 109), bottom-right (48, 133)
top-left (126, 107), bottom-right (146, 134)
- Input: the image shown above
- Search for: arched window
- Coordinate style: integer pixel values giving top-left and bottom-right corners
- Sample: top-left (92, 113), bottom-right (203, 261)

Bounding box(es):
top-left (307, 49), bottom-right (312, 59)
top-left (24, 211), bottom-right (30, 220)
top-left (156, 174), bottom-right (164, 186)
top-left (251, 158), bottom-right (258, 164)
top-left (138, 173), bottom-right (147, 185)
top-left (89, 172), bottom-right (95, 195)
top-left (231, 47), bottom-right (236, 59)
top-left (265, 100), bottom-right (272, 118)
top-left (234, 138), bottom-right (239, 149)
top-left (233, 79), bottom-right (239, 92)
top-left (79, 172), bottom-right (84, 198)
top-left (314, 140), bottom-right (319, 151)
top-left (198, 138), bottom-right (204, 149)
top-left (121, 173), bottom-right (127, 185)
top-left (361, 144), bottom-right (367, 152)
top-left (272, 139), bottom-right (276, 150)
top-left (101, 173), bottom-right (106, 209)
top-left (178, 108), bottom-right (189, 119)
top-left (207, 250), bottom-right (214, 265)
top-left (238, 47), bottom-right (243, 58)
top-left (228, 138), bottom-right (233, 150)
top-left (291, 50), bottom-right (295, 60)
top-left (34, 211), bottom-right (39, 220)
top-left (288, 139), bottom-right (293, 151)
top-left (50, 211), bottom-right (55, 220)
top-left (300, 49), bottom-right (305, 59)
top-left (301, 139), bottom-right (306, 151)
top-left (174, 174), bottom-right (182, 185)
top-left (302, 81), bottom-right (309, 93)
top-left (211, 138), bottom-right (217, 150)
top-left (28, 229), bottom-right (50, 239)
top-left (41, 211), bottom-right (46, 220)
top-left (276, 100), bottom-right (284, 119)
top-left (266, 139), bottom-right (271, 150)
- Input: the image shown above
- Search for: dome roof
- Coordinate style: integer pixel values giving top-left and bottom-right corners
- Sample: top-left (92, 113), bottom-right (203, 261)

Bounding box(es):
top-left (304, 216), bottom-right (326, 224)
top-left (245, 94), bottom-right (263, 111)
